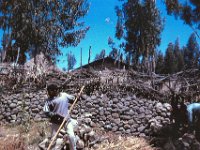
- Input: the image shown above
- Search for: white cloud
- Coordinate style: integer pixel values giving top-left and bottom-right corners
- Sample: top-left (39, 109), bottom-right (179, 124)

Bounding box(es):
top-left (105, 17), bottom-right (111, 23)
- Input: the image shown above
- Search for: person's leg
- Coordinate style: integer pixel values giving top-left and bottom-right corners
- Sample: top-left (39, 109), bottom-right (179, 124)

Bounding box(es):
top-left (38, 138), bottom-right (49, 150)
top-left (39, 123), bottom-right (60, 150)
top-left (66, 121), bottom-right (77, 150)
top-left (50, 123), bottom-right (63, 150)
top-left (51, 123), bottom-right (60, 137)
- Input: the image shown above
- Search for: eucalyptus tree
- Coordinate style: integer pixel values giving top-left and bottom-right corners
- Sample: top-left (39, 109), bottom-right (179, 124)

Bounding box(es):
top-left (174, 39), bottom-right (184, 72)
top-left (164, 43), bottom-right (176, 74)
top-left (116, 0), bottom-right (163, 72)
top-left (155, 50), bottom-right (165, 74)
top-left (95, 49), bottom-right (106, 60)
top-left (165, 0), bottom-right (200, 38)
top-left (108, 37), bottom-right (119, 60)
top-left (184, 33), bottom-right (200, 68)
top-left (67, 51), bottom-right (76, 71)
top-left (0, 0), bottom-right (90, 64)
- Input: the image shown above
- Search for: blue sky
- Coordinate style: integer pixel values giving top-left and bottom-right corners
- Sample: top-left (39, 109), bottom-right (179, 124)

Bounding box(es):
top-left (57, 0), bottom-right (199, 70)
top-left (57, 0), bottom-right (123, 69)
top-left (0, 0), bottom-right (197, 69)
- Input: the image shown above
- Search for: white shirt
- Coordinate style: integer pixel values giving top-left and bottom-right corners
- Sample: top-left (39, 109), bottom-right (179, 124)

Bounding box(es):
top-left (43, 92), bottom-right (75, 118)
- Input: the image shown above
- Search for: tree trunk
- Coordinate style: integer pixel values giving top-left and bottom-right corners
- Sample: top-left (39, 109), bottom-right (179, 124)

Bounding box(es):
top-left (88, 46), bottom-right (91, 64)
top-left (80, 48), bottom-right (82, 68)
top-left (34, 44), bottom-right (38, 74)
top-left (15, 47), bottom-right (20, 65)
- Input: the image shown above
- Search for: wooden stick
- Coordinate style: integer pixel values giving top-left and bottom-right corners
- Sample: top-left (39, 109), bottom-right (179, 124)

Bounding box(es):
top-left (47, 85), bottom-right (85, 150)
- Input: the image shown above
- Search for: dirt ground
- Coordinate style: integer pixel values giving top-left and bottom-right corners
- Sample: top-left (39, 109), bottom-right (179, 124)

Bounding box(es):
top-left (0, 122), bottom-right (155, 150)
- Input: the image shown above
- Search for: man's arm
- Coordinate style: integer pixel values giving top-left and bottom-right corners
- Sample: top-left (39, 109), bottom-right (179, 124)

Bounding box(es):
top-left (43, 101), bottom-right (56, 118)
top-left (60, 92), bottom-right (75, 100)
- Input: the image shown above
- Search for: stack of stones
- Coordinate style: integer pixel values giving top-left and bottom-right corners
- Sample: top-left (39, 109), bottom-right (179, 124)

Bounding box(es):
top-left (55, 114), bottom-right (103, 150)
top-left (75, 114), bottom-right (103, 149)
top-left (0, 90), bottom-right (47, 124)
top-left (72, 92), bottom-right (172, 137)
top-left (0, 89), bottom-right (172, 136)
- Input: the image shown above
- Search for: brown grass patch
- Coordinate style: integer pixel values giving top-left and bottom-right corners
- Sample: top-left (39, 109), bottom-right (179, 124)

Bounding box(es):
top-left (86, 125), bottom-right (156, 150)
top-left (0, 122), bottom-right (49, 149)
top-left (93, 133), bottom-right (155, 150)
top-left (0, 135), bottom-right (26, 150)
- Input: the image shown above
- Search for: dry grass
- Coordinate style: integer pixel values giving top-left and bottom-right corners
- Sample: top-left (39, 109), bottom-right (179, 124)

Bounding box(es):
top-left (0, 135), bottom-right (26, 150)
top-left (0, 122), bottom-right (156, 150)
top-left (87, 125), bottom-right (156, 150)
top-left (95, 136), bottom-right (155, 150)
top-left (0, 122), bottom-right (49, 150)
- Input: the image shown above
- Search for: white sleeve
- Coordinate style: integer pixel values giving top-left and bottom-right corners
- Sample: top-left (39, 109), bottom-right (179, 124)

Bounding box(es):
top-left (66, 93), bottom-right (75, 100)
top-left (43, 101), bottom-right (50, 113)
top-left (60, 92), bottom-right (75, 100)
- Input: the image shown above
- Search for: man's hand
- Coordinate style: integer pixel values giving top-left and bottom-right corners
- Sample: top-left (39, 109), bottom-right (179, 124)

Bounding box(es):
top-left (49, 112), bottom-right (55, 117)
top-left (45, 112), bottom-right (55, 118)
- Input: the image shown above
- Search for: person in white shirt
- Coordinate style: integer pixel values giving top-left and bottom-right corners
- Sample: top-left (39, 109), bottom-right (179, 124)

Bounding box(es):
top-left (39, 83), bottom-right (78, 150)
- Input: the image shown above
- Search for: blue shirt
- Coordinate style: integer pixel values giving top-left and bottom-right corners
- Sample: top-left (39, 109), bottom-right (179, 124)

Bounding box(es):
top-left (43, 92), bottom-right (75, 118)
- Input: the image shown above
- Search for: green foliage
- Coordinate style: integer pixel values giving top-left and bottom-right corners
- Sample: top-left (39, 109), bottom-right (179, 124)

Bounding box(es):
top-left (108, 37), bottom-right (119, 60)
top-left (155, 33), bottom-right (199, 74)
top-left (67, 51), bottom-right (76, 71)
top-left (182, 33), bottom-right (199, 69)
top-left (0, 0), bottom-right (89, 63)
top-left (125, 53), bottom-right (131, 66)
top-left (164, 43), bottom-right (176, 74)
top-left (155, 50), bottom-right (165, 74)
top-left (62, 67), bottom-right (67, 72)
top-left (115, 6), bottom-right (124, 40)
top-left (116, 0), bottom-right (164, 71)
top-left (95, 49), bottom-right (106, 60)
top-left (165, 0), bottom-right (200, 38)
top-left (174, 38), bottom-right (184, 72)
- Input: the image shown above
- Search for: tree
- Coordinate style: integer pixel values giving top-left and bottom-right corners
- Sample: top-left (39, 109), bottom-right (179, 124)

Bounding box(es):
top-left (62, 67), bottom-right (67, 72)
top-left (115, 6), bottom-right (124, 40)
top-left (174, 38), bottom-right (184, 72)
top-left (165, 0), bottom-right (200, 38)
top-left (95, 49), bottom-right (106, 60)
top-left (164, 43), bottom-right (176, 74)
top-left (182, 46), bottom-right (190, 69)
top-left (109, 48), bottom-right (118, 60)
top-left (183, 33), bottom-right (199, 68)
top-left (116, 0), bottom-right (163, 72)
top-left (125, 53), bottom-right (131, 66)
top-left (108, 37), bottom-right (119, 60)
top-left (0, 0), bottom-right (90, 64)
top-left (0, 47), bottom-right (2, 62)
top-left (155, 50), bottom-right (165, 74)
top-left (67, 51), bottom-right (76, 71)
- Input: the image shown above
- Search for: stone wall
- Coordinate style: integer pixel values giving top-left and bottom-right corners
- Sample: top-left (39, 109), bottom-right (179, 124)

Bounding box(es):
top-left (0, 90), bottom-right (47, 124)
top-left (72, 93), bottom-right (171, 137)
top-left (0, 90), bottom-right (171, 136)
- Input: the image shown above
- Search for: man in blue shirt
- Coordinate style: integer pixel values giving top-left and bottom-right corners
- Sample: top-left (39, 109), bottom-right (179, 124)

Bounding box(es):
top-left (39, 83), bottom-right (78, 150)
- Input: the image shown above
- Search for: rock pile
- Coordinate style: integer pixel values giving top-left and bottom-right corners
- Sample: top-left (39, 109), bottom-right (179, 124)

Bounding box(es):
top-left (75, 114), bottom-right (103, 149)
top-left (160, 133), bottom-right (200, 150)
top-left (0, 90), bottom-right (47, 124)
top-left (175, 133), bottom-right (200, 150)
top-left (44, 115), bottom-right (103, 150)
top-left (0, 89), bottom-right (172, 136)
top-left (72, 93), bottom-right (172, 136)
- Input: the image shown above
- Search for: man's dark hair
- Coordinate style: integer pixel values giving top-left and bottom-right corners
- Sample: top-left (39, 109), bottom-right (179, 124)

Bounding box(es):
top-left (47, 83), bottom-right (59, 91)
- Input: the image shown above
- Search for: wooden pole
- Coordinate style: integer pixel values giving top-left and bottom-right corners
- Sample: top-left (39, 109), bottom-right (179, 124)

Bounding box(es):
top-left (88, 46), bottom-right (91, 64)
top-left (47, 86), bottom-right (85, 150)
top-left (80, 48), bottom-right (82, 69)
